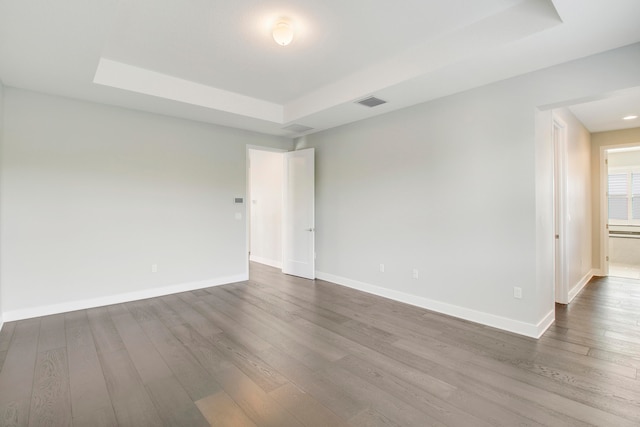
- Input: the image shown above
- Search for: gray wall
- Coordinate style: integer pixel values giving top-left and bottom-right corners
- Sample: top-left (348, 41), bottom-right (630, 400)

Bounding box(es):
top-left (0, 88), bottom-right (291, 317)
top-left (304, 43), bottom-right (640, 333)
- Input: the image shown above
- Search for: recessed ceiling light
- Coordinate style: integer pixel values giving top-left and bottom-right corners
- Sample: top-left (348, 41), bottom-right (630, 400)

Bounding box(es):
top-left (623, 115), bottom-right (638, 120)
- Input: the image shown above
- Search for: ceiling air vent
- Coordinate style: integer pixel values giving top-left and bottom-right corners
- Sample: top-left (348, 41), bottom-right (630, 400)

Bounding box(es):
top-left (356, 96), bottom-right (387, 108)
top-left (282, 124), bottom-right (314, 133)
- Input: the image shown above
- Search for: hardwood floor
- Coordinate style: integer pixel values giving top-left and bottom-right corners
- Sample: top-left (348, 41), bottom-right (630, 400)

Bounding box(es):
top-left (0, 264), bottom-right (639, 426)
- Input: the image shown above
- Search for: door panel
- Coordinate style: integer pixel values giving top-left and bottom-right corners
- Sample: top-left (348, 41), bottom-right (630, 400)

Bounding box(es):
top-left (282, 148), bottom-right (315, 279)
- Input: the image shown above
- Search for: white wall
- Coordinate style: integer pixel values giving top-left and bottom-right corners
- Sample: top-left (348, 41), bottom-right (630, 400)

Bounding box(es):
top-left (608, 149), bottom-right (640, 168)
top-left (534, 108), bottom-right (554, 330)
top-left (591, 127), bottom-right (640, 270)
top-left (304, 43), bottom-right (640, 337)
top-left (553, 108), bottom-right (593, 300)
top-left (0, 88), bottom-right (291, 319)
top-left (249, 149), bottom-right (283, 268)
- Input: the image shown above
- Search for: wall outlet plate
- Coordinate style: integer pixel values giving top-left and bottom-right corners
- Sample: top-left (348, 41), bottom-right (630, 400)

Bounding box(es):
top-left (513, 287), bottom-right (522, 299)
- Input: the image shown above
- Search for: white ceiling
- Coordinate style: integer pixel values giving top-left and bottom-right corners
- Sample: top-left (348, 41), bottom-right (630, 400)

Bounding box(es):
top-left (1, 0), bottom-right (640, 137)
top-left (567, 87), bottom-right (640, 133)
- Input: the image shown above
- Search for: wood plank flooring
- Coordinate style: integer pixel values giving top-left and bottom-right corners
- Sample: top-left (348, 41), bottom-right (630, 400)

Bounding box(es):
top-left (0, 264), bottom-right (639, 426)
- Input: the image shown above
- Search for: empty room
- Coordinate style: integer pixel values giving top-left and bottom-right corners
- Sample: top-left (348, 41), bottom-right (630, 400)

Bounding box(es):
top-left (1, 0), bottom-right (640, 426)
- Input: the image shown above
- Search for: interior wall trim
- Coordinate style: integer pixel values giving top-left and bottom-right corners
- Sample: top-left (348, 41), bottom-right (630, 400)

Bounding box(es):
top-left (249, 255), bottom-right (283, 270)
top-left (316, 271), bottom-right (553, 338)
top-left (536, 309), bottom-right (556, 338)
top-left (2, 273), bottom-right (248, 322)
top-left (568, 269), bottom-right (595, 304)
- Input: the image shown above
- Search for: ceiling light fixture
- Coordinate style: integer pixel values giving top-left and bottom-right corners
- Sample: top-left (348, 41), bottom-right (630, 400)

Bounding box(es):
top-left (623, 115), bottom-right (638, 120)
top-left (273, 18), bottom-right (294, 46)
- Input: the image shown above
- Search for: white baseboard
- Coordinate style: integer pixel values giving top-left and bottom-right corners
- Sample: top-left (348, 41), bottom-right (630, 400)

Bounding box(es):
top-left (568, 269), bottom-right (595, 303)
top-left (316, 271), bottom-right (550, 339)
top-left (536, 309), bottom-right (556, 338)
top-left (250, 255), bottom-right (282, 269)
top-left (591, 268), bottom-right (604, 277)
top-left (2, 273), bottom-right (248, 322)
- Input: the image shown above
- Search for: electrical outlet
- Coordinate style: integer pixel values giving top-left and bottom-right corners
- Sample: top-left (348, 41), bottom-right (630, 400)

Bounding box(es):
top-left (412, 269), bottom-right (419, 279)
top-left (379, 264), bottom-right (385, 273)
top-left (513, 287), bottom-right (522, 299)
top-left (151, 264), bottom-right (158, 273)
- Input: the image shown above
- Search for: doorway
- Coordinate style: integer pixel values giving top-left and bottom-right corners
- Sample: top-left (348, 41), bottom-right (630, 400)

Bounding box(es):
top-left (603, 145), bottom-right (640, 279)
top-left (247, 146), bottom-right (316, 280)
top-left (547, 108), bottom-right (593, 306)
top-left (248, 148), bottom-right (285, 269)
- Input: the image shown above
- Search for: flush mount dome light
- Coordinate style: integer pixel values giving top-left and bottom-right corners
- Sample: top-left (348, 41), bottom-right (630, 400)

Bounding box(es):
top-left (623, 115), bottom-right (638, 120)
top-left (273, 19), bottom-right (294, 46)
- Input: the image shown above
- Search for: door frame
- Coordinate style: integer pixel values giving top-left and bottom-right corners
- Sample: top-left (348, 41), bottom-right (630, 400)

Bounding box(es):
top-left (599, 143), bottom-right (640, 277)
top-left (246, 145), bottom-right (287, 274)
top-left (600, 145), bottom-right (609, 277)
top-left (552, 115), bottom-right (569, 304)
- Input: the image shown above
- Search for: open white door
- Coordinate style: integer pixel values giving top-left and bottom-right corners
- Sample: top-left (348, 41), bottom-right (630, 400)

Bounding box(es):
top-left (283, 148), bottom-right (315, 279)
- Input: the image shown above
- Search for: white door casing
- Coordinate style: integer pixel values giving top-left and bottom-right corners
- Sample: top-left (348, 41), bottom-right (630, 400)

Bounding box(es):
top-left (602, 149), bottom-right (609, 276)
top-left (553, 116), bottom-right (569, 304)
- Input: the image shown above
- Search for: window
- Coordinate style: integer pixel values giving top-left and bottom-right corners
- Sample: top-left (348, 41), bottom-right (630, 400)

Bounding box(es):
top-left (608, 170), bottom-right (640, 223)
top-left (608, 173), bottom-right (628, 220)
